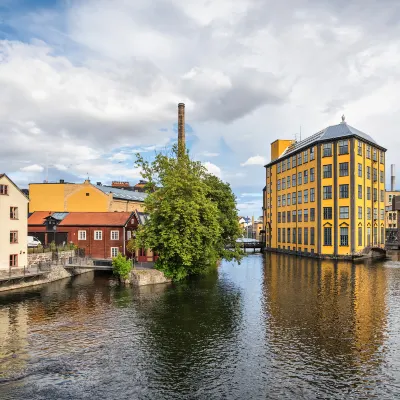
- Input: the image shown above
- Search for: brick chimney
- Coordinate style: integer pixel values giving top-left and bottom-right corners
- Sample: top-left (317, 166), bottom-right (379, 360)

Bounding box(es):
top-left (178, 103), bottom-right (185, 158)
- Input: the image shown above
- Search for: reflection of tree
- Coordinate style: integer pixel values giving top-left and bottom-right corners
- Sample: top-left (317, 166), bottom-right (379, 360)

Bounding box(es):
top-left (263, 253), bottom-right (388, 391)
top-left (127, 270), bottom-right (243, 393)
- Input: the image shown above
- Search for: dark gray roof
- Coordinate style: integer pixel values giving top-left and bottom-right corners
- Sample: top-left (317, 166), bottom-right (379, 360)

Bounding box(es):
top-left (279, 122), bottom-right (384, 160)
top-left (51, 212), bottom-right (69, 221)
top-left (95, 185), bottom-right (147, 202)
top-left (136, 211), bottom-right (149, 225)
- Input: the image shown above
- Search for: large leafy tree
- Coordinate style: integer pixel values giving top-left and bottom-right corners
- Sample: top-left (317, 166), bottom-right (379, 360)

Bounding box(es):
top-left (135, 146), bottom-right (242, 281)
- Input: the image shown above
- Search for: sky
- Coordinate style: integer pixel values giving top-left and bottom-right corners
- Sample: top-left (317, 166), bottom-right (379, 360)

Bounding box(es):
top-left (1, 0), bottom-right (400, 218)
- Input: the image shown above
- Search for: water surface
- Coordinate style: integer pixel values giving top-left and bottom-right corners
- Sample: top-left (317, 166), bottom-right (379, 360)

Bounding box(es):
top-left (1, 254), bottom-right (400, 399)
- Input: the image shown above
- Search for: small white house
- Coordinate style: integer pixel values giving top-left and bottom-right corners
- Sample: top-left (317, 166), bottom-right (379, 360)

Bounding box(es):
top-left (0, 174), bottom-right (29, 271)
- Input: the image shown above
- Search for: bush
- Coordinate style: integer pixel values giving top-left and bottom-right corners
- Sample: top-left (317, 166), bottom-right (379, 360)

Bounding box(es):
top-left (112, 253), bottom-right (132, 280)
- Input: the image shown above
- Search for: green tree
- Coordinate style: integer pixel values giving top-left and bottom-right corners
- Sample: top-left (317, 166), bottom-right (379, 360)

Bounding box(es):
top-left (203, 174), bottom-right (243, 261)
top-left (112, 253), bottom-right (132, 280)
top-left (126, 237), bottom-right (136, 261)
top-left (135, 146), bottom-right (242, 281)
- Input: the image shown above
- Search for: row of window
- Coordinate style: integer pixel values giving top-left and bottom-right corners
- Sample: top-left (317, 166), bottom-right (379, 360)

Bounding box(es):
top-left (272, 141), bottom-right (384, 176)
top-left (271, 186), bottom-right (384, 209)
top-left (278, 208), bottom-right (315, 223)
top-left (273, 164), bottom-right (385, 194)
top-left (78, 230), bottom-right (121, 241)
top-left (277, 189), bottom-right (316, 206)
top-left (277, 227), bottom-right (315, 245)
top-left (276, 206), bottom-right (385, 222)
top-left (277, 169), bottom-right (315, 190)
top-left (276, 227), bottom-right (385, 247)
top-left (357, 164), bottom-right (384, 181)
top-left (357, 186), bottom-right (384, 202)
top-left (277, 147), bottom-right (315, 173)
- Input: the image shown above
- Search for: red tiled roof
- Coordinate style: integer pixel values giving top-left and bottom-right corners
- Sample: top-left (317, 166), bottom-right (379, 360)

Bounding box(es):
top-left (59, 212), bottom-right (133, 226)
top-left (28, 211), bottom-right (53, 225)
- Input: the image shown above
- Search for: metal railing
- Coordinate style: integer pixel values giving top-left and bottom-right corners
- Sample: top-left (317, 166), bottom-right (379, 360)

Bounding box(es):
top-left (0, 262), bottom-right (52, 280)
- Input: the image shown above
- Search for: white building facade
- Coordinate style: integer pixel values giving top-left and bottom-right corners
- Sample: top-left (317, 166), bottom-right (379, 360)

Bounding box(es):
top-left (0, 174), bottom-right (28, 271)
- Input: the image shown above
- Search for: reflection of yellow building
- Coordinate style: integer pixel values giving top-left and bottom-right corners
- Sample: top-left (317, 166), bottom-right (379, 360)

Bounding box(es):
top-left (29, 180), bottom-right (146, 213)
top-left (0, 304), bottom-right (29, 378)
top-left (264, 253), bottom-right (387, 363)
top-left (264, 118), bottom-right (386, 258)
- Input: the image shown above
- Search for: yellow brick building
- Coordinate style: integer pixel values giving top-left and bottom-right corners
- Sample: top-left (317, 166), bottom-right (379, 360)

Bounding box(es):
top-left (29, 180), bottom-right (146, 213)
top-left (263, 118), bottom-right (386, 258)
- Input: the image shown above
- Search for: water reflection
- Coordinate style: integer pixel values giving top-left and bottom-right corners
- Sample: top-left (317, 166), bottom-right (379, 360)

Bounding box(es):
top-left (0, 255), bottom-right (400, 399)
top-left (263, 253), bottom-right (389, 396)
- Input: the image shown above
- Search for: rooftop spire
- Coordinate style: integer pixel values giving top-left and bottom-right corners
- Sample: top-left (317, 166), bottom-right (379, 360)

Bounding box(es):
top-left (341, 114), bottom-right (346, 123)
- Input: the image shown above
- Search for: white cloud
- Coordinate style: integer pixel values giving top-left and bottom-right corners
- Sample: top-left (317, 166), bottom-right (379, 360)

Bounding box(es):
top-left (199, 151), bottom-right (219, 157)
top-left (203, 162), bottom-right (222, 178)
top-left (2, 0), bottom-right (400, 196)
top-left (241, 193), bottom-right (263, 197)
top-left (20, 164), bottom-right (44, 172)
top-left (240, 155), bottom-right (267, 167)
top-left (109, 152), bottom-right (131, 162)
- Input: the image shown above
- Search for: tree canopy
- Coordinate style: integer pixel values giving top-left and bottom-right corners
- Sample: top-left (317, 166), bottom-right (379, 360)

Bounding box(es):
top-left (135, 146), bottom-right (242, 281)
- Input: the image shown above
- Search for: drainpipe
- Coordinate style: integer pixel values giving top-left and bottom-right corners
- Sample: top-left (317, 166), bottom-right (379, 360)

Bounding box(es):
top-left (123, 225), bottom-right (126, 256)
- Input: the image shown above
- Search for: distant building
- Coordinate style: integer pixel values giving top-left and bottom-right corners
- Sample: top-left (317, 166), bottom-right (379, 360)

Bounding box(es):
top-left (28, 179), bottom-right (146, 214)
top-left (386, 191), bottom-right (399, 231)
top-left (264, 118), bottom-right (386, 258)
top-left (0, 174), bottom-right (29, 271)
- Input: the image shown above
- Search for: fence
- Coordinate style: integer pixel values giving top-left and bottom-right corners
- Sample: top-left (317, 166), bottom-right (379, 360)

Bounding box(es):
top-left (28, 244), bottom-right (77, 254)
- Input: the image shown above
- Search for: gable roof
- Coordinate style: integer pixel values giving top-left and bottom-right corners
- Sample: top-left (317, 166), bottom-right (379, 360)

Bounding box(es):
top-left (28, 211), bottom-right (53, 225)
top-left (0, 173), bottom-right (29, 201)
top-left (59, 212), bottom-right (134, 226)
top-left (266, 121), bottom-right (386, 167)
top-left (95, 185), bottom-right (147, 202)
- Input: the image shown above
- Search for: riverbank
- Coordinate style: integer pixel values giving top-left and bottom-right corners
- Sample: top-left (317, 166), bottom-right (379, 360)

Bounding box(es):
top-left (0, 265), bottom-right (92, 292)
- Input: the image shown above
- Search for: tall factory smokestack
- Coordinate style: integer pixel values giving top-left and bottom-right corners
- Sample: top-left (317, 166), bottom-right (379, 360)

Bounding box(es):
top-left (178, 103), bottom-right (185, 158)
top-left (391, 164), bottom-right (396, 191)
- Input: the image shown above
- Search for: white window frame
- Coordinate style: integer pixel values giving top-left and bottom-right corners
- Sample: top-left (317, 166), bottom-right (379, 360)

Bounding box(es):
top-left (111, 230), bottom-right (119, 240)
top-left (78, 230), bottom-right (87, 240)
top-left (94, 230), bottom-right (103, 240)
top-left (111, 247), bottom-right (119, 257)
top-left (127, 231), bottom-right (132, 240)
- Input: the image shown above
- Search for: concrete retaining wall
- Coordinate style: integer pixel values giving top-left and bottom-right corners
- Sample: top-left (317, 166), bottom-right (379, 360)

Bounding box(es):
top-left (28, 250), bottom-right (75, 267)
top-left (0, 265), bottom-right (71, 292)
top-left (129, 268), bottom-right (171, 286)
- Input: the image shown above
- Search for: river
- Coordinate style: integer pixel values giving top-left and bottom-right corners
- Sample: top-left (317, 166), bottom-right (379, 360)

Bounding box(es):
top-left (1, 253), bottom-right (400, 399)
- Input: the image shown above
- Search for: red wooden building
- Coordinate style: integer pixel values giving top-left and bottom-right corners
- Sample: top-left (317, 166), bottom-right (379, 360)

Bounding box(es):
top-left (28, 211), bottom-right (137, 259)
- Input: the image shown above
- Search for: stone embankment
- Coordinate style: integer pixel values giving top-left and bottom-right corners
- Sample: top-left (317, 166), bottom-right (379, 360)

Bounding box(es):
top-left (0, 265), bottom-right (71, 292)
top-left (128, 268), bottom-right (171, 286)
